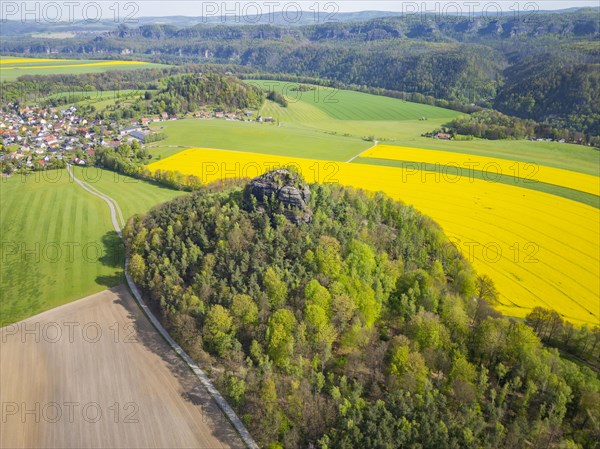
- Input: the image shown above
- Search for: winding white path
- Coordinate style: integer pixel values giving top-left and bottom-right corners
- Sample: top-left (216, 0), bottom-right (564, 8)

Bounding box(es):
top-left (67, 164), bottom-right (259, 449)
top-left (347, 139), bottom-right (378, 163)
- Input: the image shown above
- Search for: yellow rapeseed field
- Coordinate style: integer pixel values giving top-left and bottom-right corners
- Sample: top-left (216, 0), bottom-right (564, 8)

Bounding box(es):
top-left (0, 57), bottom-right (70, 64)
top-left (0, 61), bottom-right (149, 71)
top-left (362, 144), bottom-right (600, 196)
top-left (149, 148), bottom-right (600, 326)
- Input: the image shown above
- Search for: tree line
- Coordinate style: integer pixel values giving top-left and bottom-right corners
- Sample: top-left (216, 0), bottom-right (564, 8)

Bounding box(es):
top-left (93, 144), bottom-right (202, 191)
top-left (526, 307), bottom-right (600, 370)
top-left (440, 109), bottom-right (600, 146)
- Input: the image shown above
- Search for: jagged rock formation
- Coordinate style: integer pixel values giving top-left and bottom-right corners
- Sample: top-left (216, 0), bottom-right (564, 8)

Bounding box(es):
top-left (244, 169), bottom-right (312, 224)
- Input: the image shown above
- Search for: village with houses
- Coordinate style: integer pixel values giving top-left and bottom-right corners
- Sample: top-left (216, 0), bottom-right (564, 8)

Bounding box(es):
top-left (0, 100), bottom-right (273, 176)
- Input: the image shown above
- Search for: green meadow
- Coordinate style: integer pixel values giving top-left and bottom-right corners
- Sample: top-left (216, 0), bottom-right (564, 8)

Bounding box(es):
top-left (249, 79), bottom-right (460, 140)
top-left (148, 119), bottom-right (372, 161)
top-left (149, 80), bottom-right (464, 161)
top-left (70, 165), bottom-right (187, 220)
top-left (0, 168), bottom-right (185, 325)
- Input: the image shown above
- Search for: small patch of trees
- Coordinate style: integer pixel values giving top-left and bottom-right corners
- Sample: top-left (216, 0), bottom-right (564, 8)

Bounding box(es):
top-left (266, 90), bottom-right (288, 107)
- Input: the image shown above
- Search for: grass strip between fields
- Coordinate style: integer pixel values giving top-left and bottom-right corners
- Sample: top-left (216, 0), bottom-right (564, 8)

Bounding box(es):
top-left (354, 157), bottom-right (600, 209)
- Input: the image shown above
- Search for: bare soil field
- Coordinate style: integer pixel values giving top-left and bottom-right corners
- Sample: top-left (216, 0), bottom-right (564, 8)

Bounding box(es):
top-left (0, 285), bottom-right (245, 449)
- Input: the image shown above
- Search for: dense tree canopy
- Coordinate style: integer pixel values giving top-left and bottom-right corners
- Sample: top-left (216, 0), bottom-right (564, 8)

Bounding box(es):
top-left (149, 72), bottom-right (264, 114)
top-left (124, 172), bottom-right (600, 449)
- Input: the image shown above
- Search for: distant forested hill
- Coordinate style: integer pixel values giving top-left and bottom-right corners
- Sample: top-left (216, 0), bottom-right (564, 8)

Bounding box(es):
top-left (1, 8), bottom-right (598, 134)
top-left (494, 55), bottom-right (600, 136)
top-left (150, 73), bottom-right (264, 114)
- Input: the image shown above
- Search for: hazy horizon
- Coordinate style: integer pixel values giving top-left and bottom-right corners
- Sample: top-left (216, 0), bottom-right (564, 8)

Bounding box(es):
top-left (4, 0), bottom-right (598, 22)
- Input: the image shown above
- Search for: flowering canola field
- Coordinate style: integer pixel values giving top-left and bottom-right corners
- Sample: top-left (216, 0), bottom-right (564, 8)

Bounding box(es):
top-left (362, 144), bottom-right (600, 196)
top-left (0, 57), bottom-right (71, 64)
top-left (149, 148), bottom-right (600, 326)
top-left (0, 60), bottom-right (149, 71)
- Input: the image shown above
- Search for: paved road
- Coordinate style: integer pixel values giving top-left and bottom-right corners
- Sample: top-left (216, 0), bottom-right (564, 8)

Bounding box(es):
top-left (67, 165), bottom-right (259, 449)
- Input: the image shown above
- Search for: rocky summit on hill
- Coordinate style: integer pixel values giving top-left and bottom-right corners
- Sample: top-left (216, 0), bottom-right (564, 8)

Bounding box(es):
top-left (243, 169), bottom-right (312, 224)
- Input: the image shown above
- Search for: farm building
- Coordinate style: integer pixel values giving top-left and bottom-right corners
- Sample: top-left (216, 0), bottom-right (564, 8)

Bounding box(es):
top-left (120, 126), bottom-right (142, 136)
top-left (128, 131), bottom-right (147, 142)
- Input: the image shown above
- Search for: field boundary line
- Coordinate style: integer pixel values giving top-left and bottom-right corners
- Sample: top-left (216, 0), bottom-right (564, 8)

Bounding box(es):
top-left (346, 140), bottom-right (378, 163)
top-left (68, 165), bottom-right (259, 449)
top-left (0, 287), bottom-right (112, 331)
top-left (154, 144), bottom-right (375, 164)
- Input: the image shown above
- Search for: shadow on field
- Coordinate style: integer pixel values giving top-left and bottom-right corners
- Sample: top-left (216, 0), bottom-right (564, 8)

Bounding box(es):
top-left (95, 273), bottom-right (124, 288)
top-left (99, 231), bottom-right (125, 268)
top-left (112, 287), bottom-right (243, 447)
top-left (95, 231), bottom-right (126, 288)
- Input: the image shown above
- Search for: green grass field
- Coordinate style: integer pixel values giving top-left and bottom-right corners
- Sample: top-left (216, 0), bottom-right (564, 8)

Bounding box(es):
top-left (248, 80), bottom-right (459, 121)
top-left (0, 171), bottom-right (119, 325)
top-left (149, 119), bottom-right (372, 161)
top-left (0, 168), bottom-right (185, 325)
top-left (250, 80), bottom-right (460, 141)
top-left (148, 81), bottom-right (465, 161)
top-left (0, 55), bottom-right (167, 81)
top-left (70, 166), bottom-right (186, 220)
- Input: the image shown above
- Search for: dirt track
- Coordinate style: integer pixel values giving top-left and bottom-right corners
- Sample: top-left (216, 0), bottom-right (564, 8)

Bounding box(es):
top-left (0, 285), bottom-right (245, 449)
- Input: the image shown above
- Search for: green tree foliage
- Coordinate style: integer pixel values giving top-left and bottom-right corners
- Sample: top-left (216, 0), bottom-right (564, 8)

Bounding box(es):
top-left (266, 89), bottom-right (288, 107)
top-left (267, 308), bottom-right (296, 369)
top-left (128, 253), bottom-right (147, 284)
top-left (495, 56), bottom-right (600, 138)
top-left (315, 236), bottom-right (342, 279)
top-left (231, 293), bottom-right (259, 327)
top-left (263, 267), bottom-right (288, 309)
top-left (124, 174), bottom-right (600, 448)
top-left (150, 73), bottom-right (264, 115)
top-left (203, 304), bottom-right (235, 357)
top-left (526, 306), bottom-right (600, 368)
top-left (446, 109), bottom-right (538, 140)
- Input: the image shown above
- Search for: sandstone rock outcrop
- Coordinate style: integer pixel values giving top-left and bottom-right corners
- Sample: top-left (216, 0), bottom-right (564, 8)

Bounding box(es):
top-left (244, 169), bottom-right (312, 224)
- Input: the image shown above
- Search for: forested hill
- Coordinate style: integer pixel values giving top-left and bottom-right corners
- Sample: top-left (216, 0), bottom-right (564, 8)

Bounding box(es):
top-left (119, 8), bottom-right (599, 42)
top-left (2, 8), bottom-right (598, 135)
top-left (150, 73), bottom-right (264, 114)
top-left (124, 169), bottom-right (599, 449)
